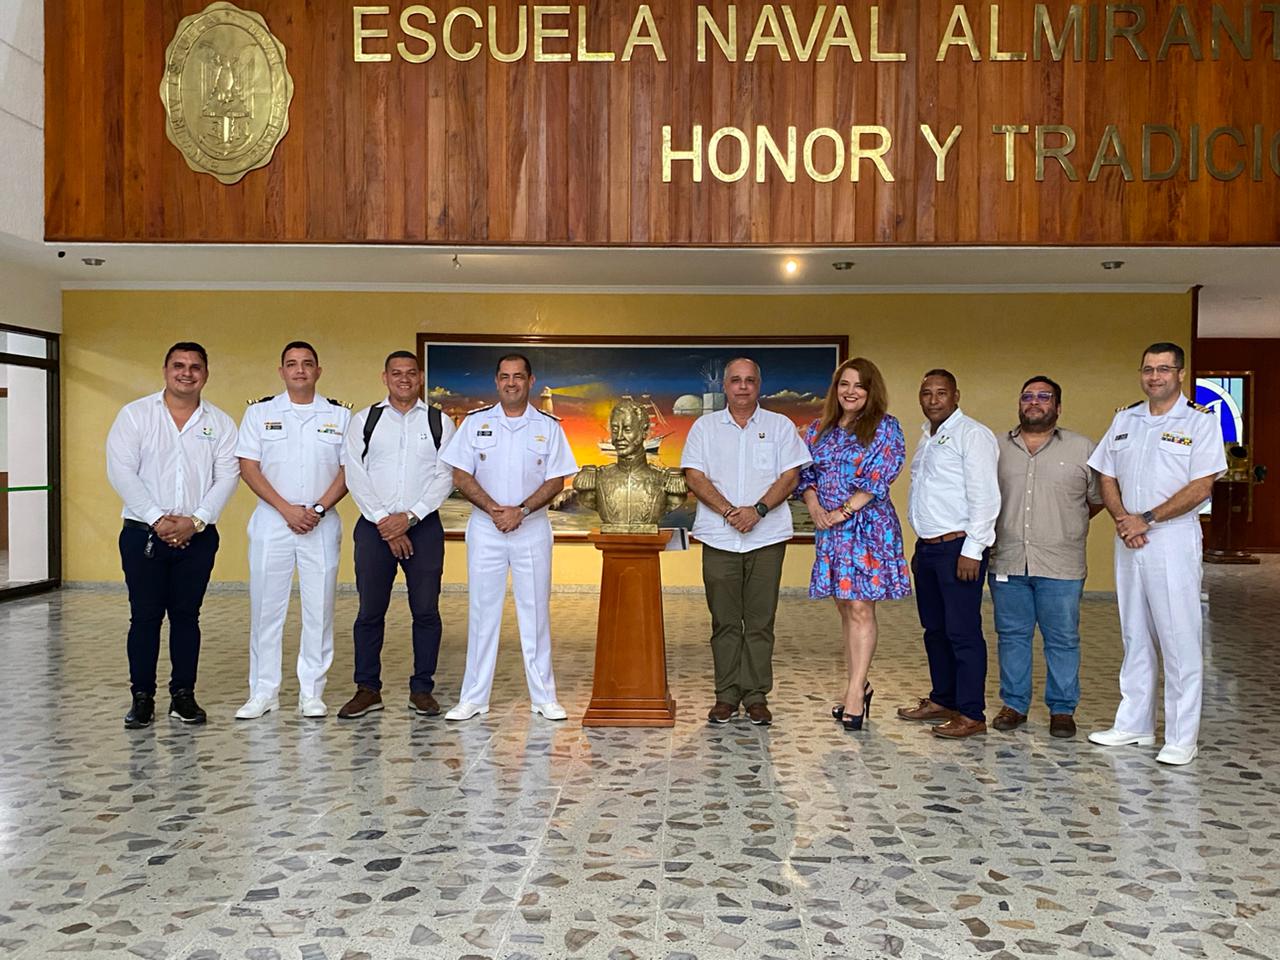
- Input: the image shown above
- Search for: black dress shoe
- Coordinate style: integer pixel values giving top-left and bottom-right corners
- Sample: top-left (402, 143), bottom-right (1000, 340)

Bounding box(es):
top-left (124, 693), bottom-right (155, 729)
top-left (168, 689), bottom-right (207, 724)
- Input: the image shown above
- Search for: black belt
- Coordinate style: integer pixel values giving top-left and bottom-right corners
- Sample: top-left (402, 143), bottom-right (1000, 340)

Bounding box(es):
top-left (123, 519), bottom-right (153, 532)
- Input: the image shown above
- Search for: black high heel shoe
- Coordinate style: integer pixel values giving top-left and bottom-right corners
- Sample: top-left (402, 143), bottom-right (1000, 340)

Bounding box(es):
top-left (841, 683), bottom-right (874, 732)
top-left (831, 705), bottom-right (845, 722)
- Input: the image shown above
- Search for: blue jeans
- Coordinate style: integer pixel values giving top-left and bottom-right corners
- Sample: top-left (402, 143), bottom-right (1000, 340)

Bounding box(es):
top-left (989, 574), bottom-right (1083, 715)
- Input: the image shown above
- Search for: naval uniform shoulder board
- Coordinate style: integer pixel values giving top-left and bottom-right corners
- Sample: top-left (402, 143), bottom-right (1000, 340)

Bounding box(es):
top-left (1115, 400), bottom-right (1143, 412)
top-left (246, 395), bottom-right (274, 406)
top-left (1187, 399), bottom-right (1213, 414)
top-left (327, 398), bottom-right (353, 410)
top-left (534, 407), bottom-right (562, 422)
top-left (466, 403), bottom-right (497, 416)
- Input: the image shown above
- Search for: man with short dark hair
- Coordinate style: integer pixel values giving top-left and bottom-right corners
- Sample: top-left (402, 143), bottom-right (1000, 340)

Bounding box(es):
top-left (1087, 342), bottom-right (1225, 765)
top-left (989, 376), bottom-right (1103, 739)
top-left (106, 342), bottom-right (239, 728)
top-left (234, 341), bottom-right (351, 720)
top-left (440, 353), bottom-right (578, 722)
top-left (898, 369), bottom-right (1000, 738)
top-left (337, 351), bottom-right (456, 719)
top-left (682, 357), bottom-right (811, 726)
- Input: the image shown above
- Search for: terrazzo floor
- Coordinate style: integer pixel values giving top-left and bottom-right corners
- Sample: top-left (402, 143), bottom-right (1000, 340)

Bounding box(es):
top-left (1, 558), bottom-right (1277, 960)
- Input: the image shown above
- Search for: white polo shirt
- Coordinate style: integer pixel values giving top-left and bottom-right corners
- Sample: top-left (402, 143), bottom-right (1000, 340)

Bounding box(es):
top-left (1088, 398), bottom-right (1226, 524)
top-left (440, 403), bottom-right (578, 526)
top-left (681, 405), bottom-right (812, 553)
top-left (106, 391), bottom-right (240, 526)
top-left (235, 392), bottom-right (350, 506)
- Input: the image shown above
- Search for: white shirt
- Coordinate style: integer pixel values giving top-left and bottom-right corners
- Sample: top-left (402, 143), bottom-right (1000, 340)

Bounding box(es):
top-left (907, 407), bottom-right (1001, 560)
top-left (680, 405), bottom-right (812, 553)
top-left (106, 391), bottom-right (240, 526)
top-left (235, 392), bottom-right (350, 506)
top-left (344, 398), bottom-right (457, 522)
top-left (440, 403), bottom-right (578, 526)
top-left (1088, 398), bottom-right (1226, 523)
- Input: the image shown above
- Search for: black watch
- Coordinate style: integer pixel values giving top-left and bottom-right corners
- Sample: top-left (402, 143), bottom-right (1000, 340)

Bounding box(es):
top-left (1141, 509), bottom-right (1156, 526)
top-left (312, 503), bottom-right (326, 519)
top-left (754, 502), bottom-right (769, 518)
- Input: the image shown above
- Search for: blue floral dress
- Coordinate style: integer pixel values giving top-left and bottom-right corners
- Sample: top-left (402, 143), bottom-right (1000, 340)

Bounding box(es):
top-left (797, 415), bottom-right (911, 601)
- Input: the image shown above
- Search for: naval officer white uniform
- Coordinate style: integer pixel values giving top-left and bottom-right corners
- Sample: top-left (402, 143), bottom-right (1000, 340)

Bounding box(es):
top-left (234, 342), bottom-right (351, 720)
top-left (439, 354), bottom-right (578, 721)
top-left (1087, 343), bottom-right (1225, 765)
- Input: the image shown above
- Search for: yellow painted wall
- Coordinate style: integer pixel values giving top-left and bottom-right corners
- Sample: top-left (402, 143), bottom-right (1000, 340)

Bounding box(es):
top-left (62, 289), bottom-right (1191, 591)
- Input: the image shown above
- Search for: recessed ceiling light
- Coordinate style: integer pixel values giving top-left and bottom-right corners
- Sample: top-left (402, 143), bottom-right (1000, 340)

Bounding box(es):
top-left (832, 261), bottom-right (855, 271)
top-left (783, 258), bottom-right (799, 276)
top-left (81, 257), bottom-right (105, 267)
top-left (1100, 260), bottom-right (1125, 270)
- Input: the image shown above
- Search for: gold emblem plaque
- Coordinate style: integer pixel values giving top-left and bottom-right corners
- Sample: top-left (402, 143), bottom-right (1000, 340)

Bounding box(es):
top-left (159, 2), bottom-right (294, 185)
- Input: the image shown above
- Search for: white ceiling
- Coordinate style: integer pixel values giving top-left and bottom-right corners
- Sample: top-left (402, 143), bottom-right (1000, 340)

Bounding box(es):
top-left (1, 235), bottom-right (1277, 338)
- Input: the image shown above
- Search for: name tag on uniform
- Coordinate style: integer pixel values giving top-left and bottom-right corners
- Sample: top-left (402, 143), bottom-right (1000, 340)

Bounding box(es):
top-left (1113, 433), bottom-right (1128, 441)
top-left (1160, 432), bottom-right (1193, 447)
top-left (476, 430), bottom-right (492, 436)
top-left (264, 421), bottom-right (283, 431)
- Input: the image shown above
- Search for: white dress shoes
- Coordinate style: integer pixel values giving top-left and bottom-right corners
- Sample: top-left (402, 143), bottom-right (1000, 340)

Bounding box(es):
top-left (298, 697), bottom-right (327, 718)
top-left (1087, 727), bottom-right (1156, 747)
top-left (445, 702), bottom-right (490, 721)
top-left (531, 702), bottom-right (568, 721)
top-left (234, 696), bottom-right (279, 720)
top-left (1156, 743), bottom-right (1198, 765)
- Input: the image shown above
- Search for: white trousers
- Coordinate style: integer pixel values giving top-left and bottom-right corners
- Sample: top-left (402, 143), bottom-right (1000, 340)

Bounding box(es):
top-left (1112, 522), bottom-right (1204, 747)
top-left (458, 513), bottom-right (557, 706)
top-left (246, 506), bottom-right (341, 700)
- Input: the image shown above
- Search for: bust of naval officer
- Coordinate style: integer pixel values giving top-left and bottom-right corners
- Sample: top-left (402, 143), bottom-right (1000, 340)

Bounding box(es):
top-left (574, 399), bottom-right (687, 534)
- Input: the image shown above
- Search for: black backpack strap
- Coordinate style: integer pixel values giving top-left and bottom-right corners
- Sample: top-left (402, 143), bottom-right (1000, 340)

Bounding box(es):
top-left (428, 405), bottom-right (443, 449)
top-left (361, 404), bottom-right (385, 462)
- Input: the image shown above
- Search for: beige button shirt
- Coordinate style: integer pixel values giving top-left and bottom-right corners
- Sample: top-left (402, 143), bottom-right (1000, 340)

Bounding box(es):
top-left (992, 426), bottom-right (1101, 580)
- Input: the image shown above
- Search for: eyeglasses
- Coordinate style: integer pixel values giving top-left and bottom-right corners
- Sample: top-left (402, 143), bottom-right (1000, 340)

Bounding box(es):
top-left (1140, 365), bottom-right (1181, 376)
top-left (1019, 391), bottom-right (1055, 403)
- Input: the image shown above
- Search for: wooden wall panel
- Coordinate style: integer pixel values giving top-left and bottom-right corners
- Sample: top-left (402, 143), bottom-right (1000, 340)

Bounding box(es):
top-left (44, 0), bottom-right (1280, 245)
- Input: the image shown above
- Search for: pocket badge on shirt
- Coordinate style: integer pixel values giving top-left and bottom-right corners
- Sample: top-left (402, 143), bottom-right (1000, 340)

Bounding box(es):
top-left (264, 421), bottom-right (283, 431)
top-left (197, 426), bottom-right (216, 442)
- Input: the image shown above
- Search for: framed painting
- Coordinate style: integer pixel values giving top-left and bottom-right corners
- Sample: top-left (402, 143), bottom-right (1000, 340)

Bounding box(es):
top-left (418, 334), bottom-right (849, 540)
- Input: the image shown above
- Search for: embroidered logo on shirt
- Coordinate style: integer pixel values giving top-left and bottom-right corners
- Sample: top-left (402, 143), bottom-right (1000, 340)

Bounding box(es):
top-left (1113, 433), bottom-right (1128, 442)
top-left (264, 421), bottom-right (283, 431)
top-left (197, 426), bottom-right (216, 441)
top-left (1160, 432), bottom-right (1193, 447)
top-left (317, 423), bottom-right (342, 436)
top-left (758, 432), bottom-right (766, 439)
top-left (936, 436), bottom-right (951, 445)
top-left (534, 435), bottom-right (547, 443)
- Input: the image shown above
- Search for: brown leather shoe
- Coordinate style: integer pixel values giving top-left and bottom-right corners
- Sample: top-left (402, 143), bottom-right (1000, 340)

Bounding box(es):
top-left (409, 691), bottom-right (440, 716)
top-left (337, 686), bottom-right (384, 719)
top-left (992, 706), bottom-right (1028, 731)
top-left (931, 715), bottom-right (987, 738)
top-left (896, 698), bottom-right (958, 722)
top-left (745, 703), bottom-right (772, 726)
top-left (1049, 713), bottom-right (1077, 738)
top-left (707, 701), bottom-right (738, 724)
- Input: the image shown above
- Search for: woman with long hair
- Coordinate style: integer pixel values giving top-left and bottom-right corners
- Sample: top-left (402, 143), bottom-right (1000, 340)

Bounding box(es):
top-left (797, 357), bottom-right (911, 731)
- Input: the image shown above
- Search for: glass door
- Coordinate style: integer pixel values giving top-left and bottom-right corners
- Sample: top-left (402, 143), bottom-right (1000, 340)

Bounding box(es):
top-left (0, 325), bottom-right (59, 598)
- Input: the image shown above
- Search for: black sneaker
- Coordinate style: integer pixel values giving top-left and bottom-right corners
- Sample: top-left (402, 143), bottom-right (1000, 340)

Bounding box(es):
top-left (124, 692), bottom-right (155, 729)
top-left (168, 689), bottom-right (207, 724)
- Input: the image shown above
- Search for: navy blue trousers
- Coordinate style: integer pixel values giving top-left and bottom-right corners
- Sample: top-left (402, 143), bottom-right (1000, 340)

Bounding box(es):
top-left (912, 538), bottom-right (989, 722)
top-left (119, 523), bottom-right (219, 696)
top-left (352, 514), bottom-right (445, 694)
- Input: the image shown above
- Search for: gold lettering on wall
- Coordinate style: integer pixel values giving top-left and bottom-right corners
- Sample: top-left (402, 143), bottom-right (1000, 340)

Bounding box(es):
top-left (443, 6), bottom-right (483, 60)
top-left (1036, 125), bottom-right (1079, 180)
top-left (993, 124), bottom-right (1030, 180)
top-left (398, 5), bottom-right (437, 62)
top-left (937, 5), bottom-right (979, 61)
top-left (697, 5), bottom-right (735, 61)
top-left (622, 5), bottom-right (667, 61)
top-left (920, 124), bottom-right (962, 181)
top-left (354, 5), bottom-right (393, 61)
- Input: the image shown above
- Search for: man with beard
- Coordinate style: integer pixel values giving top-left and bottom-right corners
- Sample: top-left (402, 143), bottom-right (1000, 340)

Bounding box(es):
top-left (1087, 343), bottom-right (1225, 765)
top-left (989, 376), bottom-right (1103, 740)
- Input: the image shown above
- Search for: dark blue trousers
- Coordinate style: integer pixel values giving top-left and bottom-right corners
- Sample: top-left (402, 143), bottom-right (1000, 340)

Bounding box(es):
top-left (119, 523), bottom-right (219, 696)
top-left (352, 514), bottom-right (445, 694)
top-left (912, 538), bottom-right (989, 722)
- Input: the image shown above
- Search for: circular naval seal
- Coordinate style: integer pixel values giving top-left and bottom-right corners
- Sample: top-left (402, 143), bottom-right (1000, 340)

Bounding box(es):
top-left (159, 2), bottom-right (294, 185)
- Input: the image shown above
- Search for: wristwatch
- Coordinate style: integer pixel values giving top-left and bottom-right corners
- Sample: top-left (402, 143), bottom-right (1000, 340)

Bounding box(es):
top-left (312, 503), bottom-right (327, 519)
top-left (754, 502), bottom-right (769, 518)
top-left (406, 511), bottom-right (419, 527)
top-left (520, 504), bottom-right (531, 518)
top-left (1140, 509), bottom-right (1157, 526)
top-left (190, 516), bottom-right (207, 534)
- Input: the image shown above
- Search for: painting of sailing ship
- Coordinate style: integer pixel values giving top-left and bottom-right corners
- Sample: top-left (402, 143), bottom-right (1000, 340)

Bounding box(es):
top-left (419, 334), bottom-right (847, 537)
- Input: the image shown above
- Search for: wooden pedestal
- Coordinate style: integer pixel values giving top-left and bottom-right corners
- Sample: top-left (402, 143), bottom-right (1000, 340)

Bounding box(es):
top-left (1204, 479), bottom-right (1260, 564)
top-left (581, 530), bottom-right (677, 727)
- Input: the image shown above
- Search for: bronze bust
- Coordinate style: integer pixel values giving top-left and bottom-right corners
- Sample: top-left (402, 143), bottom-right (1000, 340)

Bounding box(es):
top-left (574, 399), bottom-right (687, 534)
